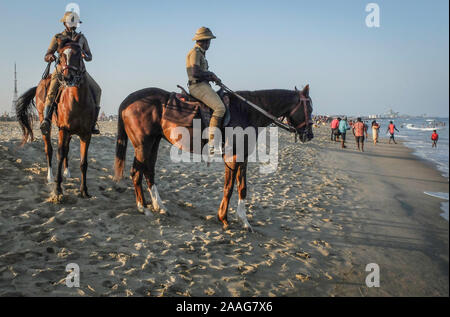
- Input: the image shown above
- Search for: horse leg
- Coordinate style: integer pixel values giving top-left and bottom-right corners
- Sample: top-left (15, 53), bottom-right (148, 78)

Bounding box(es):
top-left (131, 147), bottom-right (150, 214)
top-left (218, 158), bottom-right (237, 230)
top-left (43, 133), bottom-right (54, 184)
top-left (55, 129), bottom-right (70, 195)
top-left (63, 136), bottom-right (72, 178)
top-left (143, 137), bottom-right (166, 214)
top-left (79, 135), bottom-right (91, 198)
top-left (236, 160), bottom-right (253, 232)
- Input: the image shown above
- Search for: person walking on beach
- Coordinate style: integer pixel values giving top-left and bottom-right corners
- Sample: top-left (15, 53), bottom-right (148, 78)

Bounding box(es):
top-left (352, 117), bottom-right (368, 152)
top-left (371, 120), bottom-right (380, 145)
top-left (338, 116), bottom-right (350, 149)
top-left (330, 117), bottom-right (340, 141)
top-left (431, 130), bottom-right (439, 148)
top-left (387, 121), bottom-right (399, 144)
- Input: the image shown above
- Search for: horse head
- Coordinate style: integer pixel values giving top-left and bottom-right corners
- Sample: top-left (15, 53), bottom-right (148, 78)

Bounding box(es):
top-left (286, 85), bottom-right (314, 142)
top-left (57, 37), bottom-right (84, 84)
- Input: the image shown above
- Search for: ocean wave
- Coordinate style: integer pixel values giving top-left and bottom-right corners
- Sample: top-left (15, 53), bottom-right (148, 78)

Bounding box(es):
top-left (405, 124), bottom-right (444, 131)
top-left (424, 192), bottom-right (449, 221)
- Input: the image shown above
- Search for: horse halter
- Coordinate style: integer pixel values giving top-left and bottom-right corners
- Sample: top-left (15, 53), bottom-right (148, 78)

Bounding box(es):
top-left (286, 96), bottom-right (313, 130)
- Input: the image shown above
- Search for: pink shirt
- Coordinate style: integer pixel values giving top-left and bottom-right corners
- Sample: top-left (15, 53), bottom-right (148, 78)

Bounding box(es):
top-left (353, 122), bottom-right (366, 137)
top-left (331, 119), bottom-right (339, 129)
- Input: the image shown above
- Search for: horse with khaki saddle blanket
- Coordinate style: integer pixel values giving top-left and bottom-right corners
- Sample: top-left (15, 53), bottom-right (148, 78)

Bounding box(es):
top-left (16, 36), bottom-right (99, 198)
top-left (114, 84), bottom-right (314, 231)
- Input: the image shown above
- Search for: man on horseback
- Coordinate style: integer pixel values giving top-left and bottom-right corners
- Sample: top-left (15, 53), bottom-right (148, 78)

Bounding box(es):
top-left (186, 27), bottom-right (225, 155)
top-left (40, 11), bottom-right (101, 135)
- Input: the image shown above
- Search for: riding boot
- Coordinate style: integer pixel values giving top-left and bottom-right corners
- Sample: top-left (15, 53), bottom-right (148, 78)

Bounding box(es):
top-left (208, 115), bottom-right (223, 155)
top-left (91, 105), bottom-right (101, 135)
top-left (40, 104), bottom-right (55, 135)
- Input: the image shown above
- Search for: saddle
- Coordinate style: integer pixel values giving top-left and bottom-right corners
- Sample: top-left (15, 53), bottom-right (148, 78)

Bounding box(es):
top-left (162, 86), bottom-right (231, 128)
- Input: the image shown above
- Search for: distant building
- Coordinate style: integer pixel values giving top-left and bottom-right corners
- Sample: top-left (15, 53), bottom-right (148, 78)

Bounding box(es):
top-left (11, 62), bottom-right (18, 119)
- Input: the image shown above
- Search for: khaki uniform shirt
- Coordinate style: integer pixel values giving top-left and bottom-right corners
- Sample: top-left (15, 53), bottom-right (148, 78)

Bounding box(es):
top-left (186, 44), bottom-right (209, 83)
top-left (45, 30), bottom-right (92, 69)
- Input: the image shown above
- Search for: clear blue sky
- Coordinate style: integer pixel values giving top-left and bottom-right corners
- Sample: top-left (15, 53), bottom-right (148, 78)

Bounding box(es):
top-left (0, 0), bottom-right (448, 117)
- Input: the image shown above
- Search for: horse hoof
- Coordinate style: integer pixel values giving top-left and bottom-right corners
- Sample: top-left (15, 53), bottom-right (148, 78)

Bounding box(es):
top-left (158, 208), bottom-right (169, 216)
top-left (64, 169), bottom-right (71, 178)
top-left (245, 225), bottom-right (255, 233)
top-left (80, 191), bottom-right (91, 198)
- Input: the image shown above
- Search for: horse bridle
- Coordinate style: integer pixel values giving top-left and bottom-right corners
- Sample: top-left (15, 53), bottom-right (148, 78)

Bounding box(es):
top-left (56, 44), bottom-right (85, 87)
top-left (286, 96), bottom-right (313, 131)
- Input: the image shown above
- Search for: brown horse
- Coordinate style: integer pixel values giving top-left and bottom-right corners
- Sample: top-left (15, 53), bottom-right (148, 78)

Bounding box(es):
top-left (114, 85), bottom-right (314, 230)
top-left (16, 38), bottom-right (97, 197)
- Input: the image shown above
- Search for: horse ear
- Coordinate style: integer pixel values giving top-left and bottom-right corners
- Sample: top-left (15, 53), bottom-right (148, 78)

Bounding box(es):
top-left (294, 86), bottom-right (298, 92)
top-left (302, 84), bottom-right (310, 97)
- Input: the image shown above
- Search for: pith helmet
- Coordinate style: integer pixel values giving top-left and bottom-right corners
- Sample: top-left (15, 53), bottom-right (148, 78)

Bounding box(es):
top-left (192, 27), bottom-right (216, 41)
top-left (60, 11), bottom-right (82, 25)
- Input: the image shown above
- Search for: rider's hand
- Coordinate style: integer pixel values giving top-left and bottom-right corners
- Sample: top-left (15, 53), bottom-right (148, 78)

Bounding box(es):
top-left (213, 74), bottom-right (222, 85)
top-left (45, 54), bottom-right (56, 62)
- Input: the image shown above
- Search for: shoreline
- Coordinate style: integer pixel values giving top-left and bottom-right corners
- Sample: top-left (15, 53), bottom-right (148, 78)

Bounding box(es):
top-left (313, 127), bottom-right (449, 296)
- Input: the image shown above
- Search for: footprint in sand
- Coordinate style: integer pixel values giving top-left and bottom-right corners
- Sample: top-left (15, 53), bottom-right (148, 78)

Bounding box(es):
top-left (295, 273), bottom-right (310, 283)
top-left (310, 240), bottom-right (331, 256)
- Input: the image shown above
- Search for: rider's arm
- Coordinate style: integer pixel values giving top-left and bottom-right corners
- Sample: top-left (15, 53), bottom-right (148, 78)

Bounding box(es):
top-left (79, 34), bottom-right (92, 62)
top-left (188, 48), bottom-right (218, 82)
top-left (44, 35), bottom-right (58, 62)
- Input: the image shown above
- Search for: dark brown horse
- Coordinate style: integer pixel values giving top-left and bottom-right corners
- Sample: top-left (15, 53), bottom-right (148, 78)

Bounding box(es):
top-left (114, 85), bottom-right (313, 230)
top-left (16, 38), bottom-right (97, 197)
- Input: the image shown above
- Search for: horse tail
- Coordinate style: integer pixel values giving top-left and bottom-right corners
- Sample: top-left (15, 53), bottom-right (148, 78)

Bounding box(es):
top-left (114, 106), bottom-right (128, 182)
top-left (16, 86), bottom-right (37, 145)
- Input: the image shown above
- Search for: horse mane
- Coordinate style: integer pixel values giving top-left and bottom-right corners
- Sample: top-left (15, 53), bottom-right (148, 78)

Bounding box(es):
top-left (230, 89), bottom-right (297, 116)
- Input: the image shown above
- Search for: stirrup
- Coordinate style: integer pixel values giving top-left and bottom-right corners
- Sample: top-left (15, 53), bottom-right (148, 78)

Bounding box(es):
top-left (209, 143), bottom-right (223, 156)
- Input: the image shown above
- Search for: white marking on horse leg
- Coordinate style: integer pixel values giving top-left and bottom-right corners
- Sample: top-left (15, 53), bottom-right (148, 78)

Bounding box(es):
top-left (64, 167), bottom-right (71, 178)
top-left (137, 202), bottom-right (152, 216)
top-left (237, 199), bottom-right (253, 232)
top-left (47, 166), bottom-right (54, 184)
top-left (149, 185), bottom-right (167, 214)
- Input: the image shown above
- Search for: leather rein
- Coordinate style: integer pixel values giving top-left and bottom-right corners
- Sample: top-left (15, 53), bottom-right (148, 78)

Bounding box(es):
top-left (218, 83), bottom-right (312, 137)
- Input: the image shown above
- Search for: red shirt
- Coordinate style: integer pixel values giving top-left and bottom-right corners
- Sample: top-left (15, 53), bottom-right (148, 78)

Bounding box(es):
top-left (389, 123), bottom-right (395, 134)
top-left (431, 132), bottom-right (439, 141)
top-left (331, 119), bottom-right (339, 129)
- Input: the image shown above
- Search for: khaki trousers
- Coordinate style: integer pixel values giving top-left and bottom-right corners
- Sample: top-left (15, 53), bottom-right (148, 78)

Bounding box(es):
top-left (188, 82), bottom-right (225, 118)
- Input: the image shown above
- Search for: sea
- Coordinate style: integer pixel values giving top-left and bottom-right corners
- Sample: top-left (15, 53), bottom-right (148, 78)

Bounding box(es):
top-left (373, 117), bottom-right (449, 221)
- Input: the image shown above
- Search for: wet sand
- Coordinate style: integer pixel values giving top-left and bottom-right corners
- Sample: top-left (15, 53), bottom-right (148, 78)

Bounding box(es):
top-left (0, 121), bottom-right (448, 296)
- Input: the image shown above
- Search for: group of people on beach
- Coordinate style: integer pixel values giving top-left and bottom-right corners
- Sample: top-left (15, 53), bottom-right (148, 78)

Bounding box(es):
top-left (329, 117), bottom-right (402, 152)
top-left (327, 117), bottom-right (440, 150)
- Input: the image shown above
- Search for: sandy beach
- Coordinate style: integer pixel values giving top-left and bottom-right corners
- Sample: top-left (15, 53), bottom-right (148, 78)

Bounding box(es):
top-left (0, 120), bottom-right (448, 296)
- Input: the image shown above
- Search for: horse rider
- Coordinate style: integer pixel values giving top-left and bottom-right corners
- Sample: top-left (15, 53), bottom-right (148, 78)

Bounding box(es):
top-left (40, 11), bottom-right (101, 135)
top-left (186, 27), bottom-right (226, 155)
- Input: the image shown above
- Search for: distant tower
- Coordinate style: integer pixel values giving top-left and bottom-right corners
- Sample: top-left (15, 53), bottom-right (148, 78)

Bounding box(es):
top-left (11, 62), bottom-right (18, 118)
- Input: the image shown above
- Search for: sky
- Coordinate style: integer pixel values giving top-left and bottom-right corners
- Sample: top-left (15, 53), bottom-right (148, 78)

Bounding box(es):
top-left (0, 0), bottom-right (448, 117)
